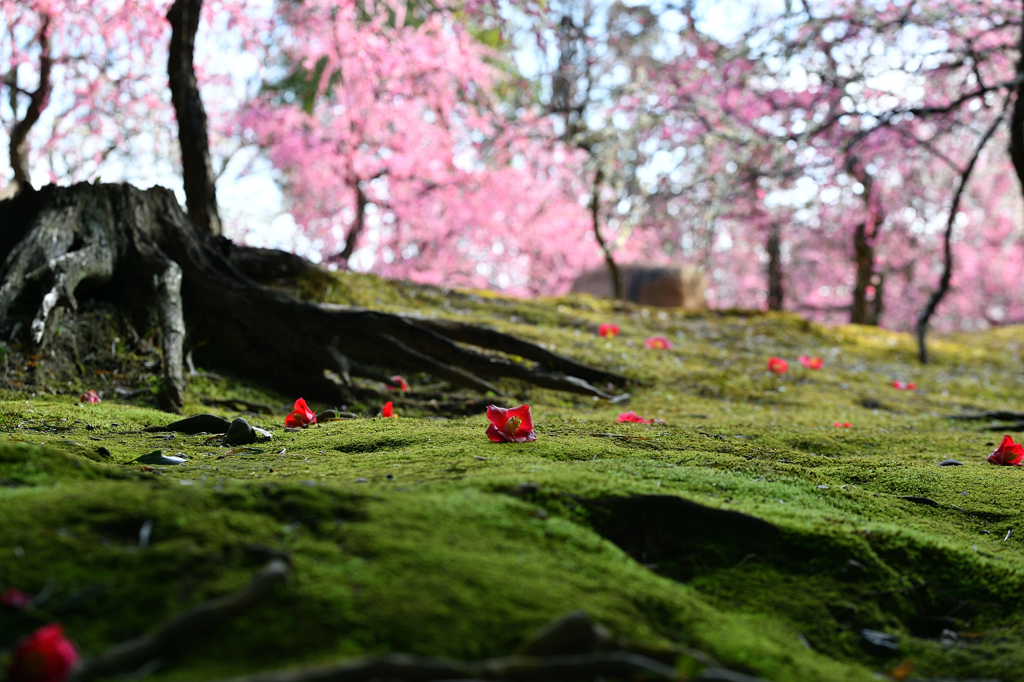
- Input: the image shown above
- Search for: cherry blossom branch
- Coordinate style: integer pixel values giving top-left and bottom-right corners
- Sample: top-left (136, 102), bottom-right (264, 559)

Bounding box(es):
top-left (589, 166), bottom-right (623, 300)
top-left (7, 15), bottom-right (52, 193)
top-left (916, 95), bottom-right (1012, 363)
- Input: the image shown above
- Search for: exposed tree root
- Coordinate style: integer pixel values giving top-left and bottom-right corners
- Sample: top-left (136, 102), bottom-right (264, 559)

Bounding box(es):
top-left (0, 183), bottom-right (628, 412)
top-left (948, 411), bottom-right (1024, 431)
top-left (949, 410), bottom-right (1024, 421)
top-left (69, 559), bottom-right (290, 682)
top-left (210, 651), bottom-right (680, 682)
top-left (67, 570), bottom-right (763, 682)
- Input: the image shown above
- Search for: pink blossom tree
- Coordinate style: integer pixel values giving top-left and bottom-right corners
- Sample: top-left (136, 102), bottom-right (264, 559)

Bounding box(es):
top-left (238, 0), bottom-right (599, 295)
top-left (0, 0), bottom-right (169, 195)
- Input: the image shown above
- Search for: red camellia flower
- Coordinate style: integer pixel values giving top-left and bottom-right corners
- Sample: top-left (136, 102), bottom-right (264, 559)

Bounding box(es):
top-left (79, 390), bottom-right (100, 404)
top-left (798, 355), bottom-right (823, 369)
top-left (382, 401), bottom-right (394, 418)
top-left (988, 435), bottom-right (1024, 466)
top-left (485, 404), bottom-right (537, 443)
top-left (617, 411), bottom-right (654, 424)
top-left (598, 323), bottom-right (620, 338)
top-left (833, 422), bottom-right (851, 428)
top-left (645, 336), bottom-right (672, 350)
top-left (1, 588), bottom-right (33, 610)
top-left (892, 381), bottom-right (917, 390)
top-left (767, 357), bottom-right (788, 374)
top-left (7, 624), bottom-right (79, 682)
top-left (388, 375), bottom-right (409, 391)
top-left (284, 397), bottom-right (317, 428)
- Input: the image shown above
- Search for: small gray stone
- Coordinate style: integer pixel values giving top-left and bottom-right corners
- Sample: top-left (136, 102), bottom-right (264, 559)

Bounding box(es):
top-left (860, 628), bottom-right (899, 655)
top-left (225, 418), bottom-right (257, 445)
top-left (135, 451), bottom-right (186, 465)
top-left (939, 459), bottom-right (964, 466)
top-left (145, 413), bottom-right (231, 434)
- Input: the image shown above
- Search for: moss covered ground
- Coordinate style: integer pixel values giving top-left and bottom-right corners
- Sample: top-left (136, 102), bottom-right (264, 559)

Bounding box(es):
top-left (2, 271), bottom-right (1024, 681)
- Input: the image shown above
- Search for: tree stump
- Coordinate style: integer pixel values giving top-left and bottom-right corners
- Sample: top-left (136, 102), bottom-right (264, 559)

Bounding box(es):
top-left (0, 183), bottom-right (625, 413)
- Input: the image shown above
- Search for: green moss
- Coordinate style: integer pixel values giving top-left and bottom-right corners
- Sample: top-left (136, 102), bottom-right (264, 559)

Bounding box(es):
top-left (2, 272), bottom-right (1024, 680)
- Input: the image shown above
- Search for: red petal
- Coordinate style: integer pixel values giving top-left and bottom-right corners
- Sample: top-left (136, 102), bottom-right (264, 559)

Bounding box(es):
top-left (485, 424), bottom-right (509, 442)
top-left (514, 429), bottom-right (537, 443)
top-left (285, 412), bottom-right (302, 428)
top-left (486, 404), bottom-right (509, 429)
top-left (382, 401), bottom-right (393, 418)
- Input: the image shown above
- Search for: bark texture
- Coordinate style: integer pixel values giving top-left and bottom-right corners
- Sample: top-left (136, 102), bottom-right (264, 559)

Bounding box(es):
top-left (1011, 17), bottom-right (1024, 195)
top-left (0, 183), bottom-right (625, 412)
top-left (850, 222), bottom-right (883, 325)
top-left (765, 223), bottom-right (784, 312)
top-left (167, 0), bottom-right (222, 236)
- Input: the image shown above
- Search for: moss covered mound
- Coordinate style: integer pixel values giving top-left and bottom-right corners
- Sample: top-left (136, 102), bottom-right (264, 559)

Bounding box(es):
top-left (2, 272), bottom-right (1024, 681)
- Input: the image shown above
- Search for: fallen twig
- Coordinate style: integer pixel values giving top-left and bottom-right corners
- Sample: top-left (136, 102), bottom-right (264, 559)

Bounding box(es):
top-left (589, 433), bottom-right (648, 440)
top-left (69, 559), bottom-right (290, 682)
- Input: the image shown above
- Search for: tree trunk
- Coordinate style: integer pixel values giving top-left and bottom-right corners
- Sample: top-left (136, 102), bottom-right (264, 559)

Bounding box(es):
top-left (5, 16), bottom-right (52, 195)
top-left (869, 272), bottom-right (885, 326)
top-left (766, 223), bottom-right (783, 311)
top-left (167, 0), bottom-right (222, 237)
top-left (1010, 17), bottom-right (1024, 197)
top-left (850, 222), bottom-right (877, 325)
top-left (0, 183), bottom-right (625, 412)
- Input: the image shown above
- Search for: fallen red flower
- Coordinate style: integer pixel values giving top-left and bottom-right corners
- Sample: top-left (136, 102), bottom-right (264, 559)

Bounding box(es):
top-left (7, 624), bottom-right (79, 682)
top-left (79, 390), bottom-right (100, 404)
top-left (598, 323), bottom-right (620, 338)
top-left (988, 435), bottom-right (1024, 466)
top-left (388, 375), bottom-right (409, 391)
top-left (645, 336), bottom-right (672, 350)
top-left (284, 397), bottom-right (317, 428)
top-left (382, 401), bottom-right (394, 418)
top-left (1, 588), bottom-right (32, 610)
top-left (485, 404), bottom-right (536, 443)
top-left (767, 357), bottom-right (788, 374)
top-left (798, 355), bottom-right (823, 369)
top-left (892, 381), bottom-right (917, 390)
top-left (833, 422), bottom-right (851, 428)
top-left (617, 411), bottom-right (654, 424)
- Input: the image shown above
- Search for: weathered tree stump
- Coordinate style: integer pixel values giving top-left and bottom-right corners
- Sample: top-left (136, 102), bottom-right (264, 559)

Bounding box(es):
top-left (0, 183), bottom-right (625, 412)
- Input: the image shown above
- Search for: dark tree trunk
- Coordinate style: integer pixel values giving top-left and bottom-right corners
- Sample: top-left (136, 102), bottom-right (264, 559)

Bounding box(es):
top-left (167, 0), bottom-right (222, 237)
top-left (850, 222), bottom-right (878, 325)
top-left (766, 223), bottom-right (783, 311)
top-left (0, 183), bottom-right (625, 412)
top-left (1010, 18), bottom-right (1024, 197)
top-left (869, 272), bottom-right (885, 326)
